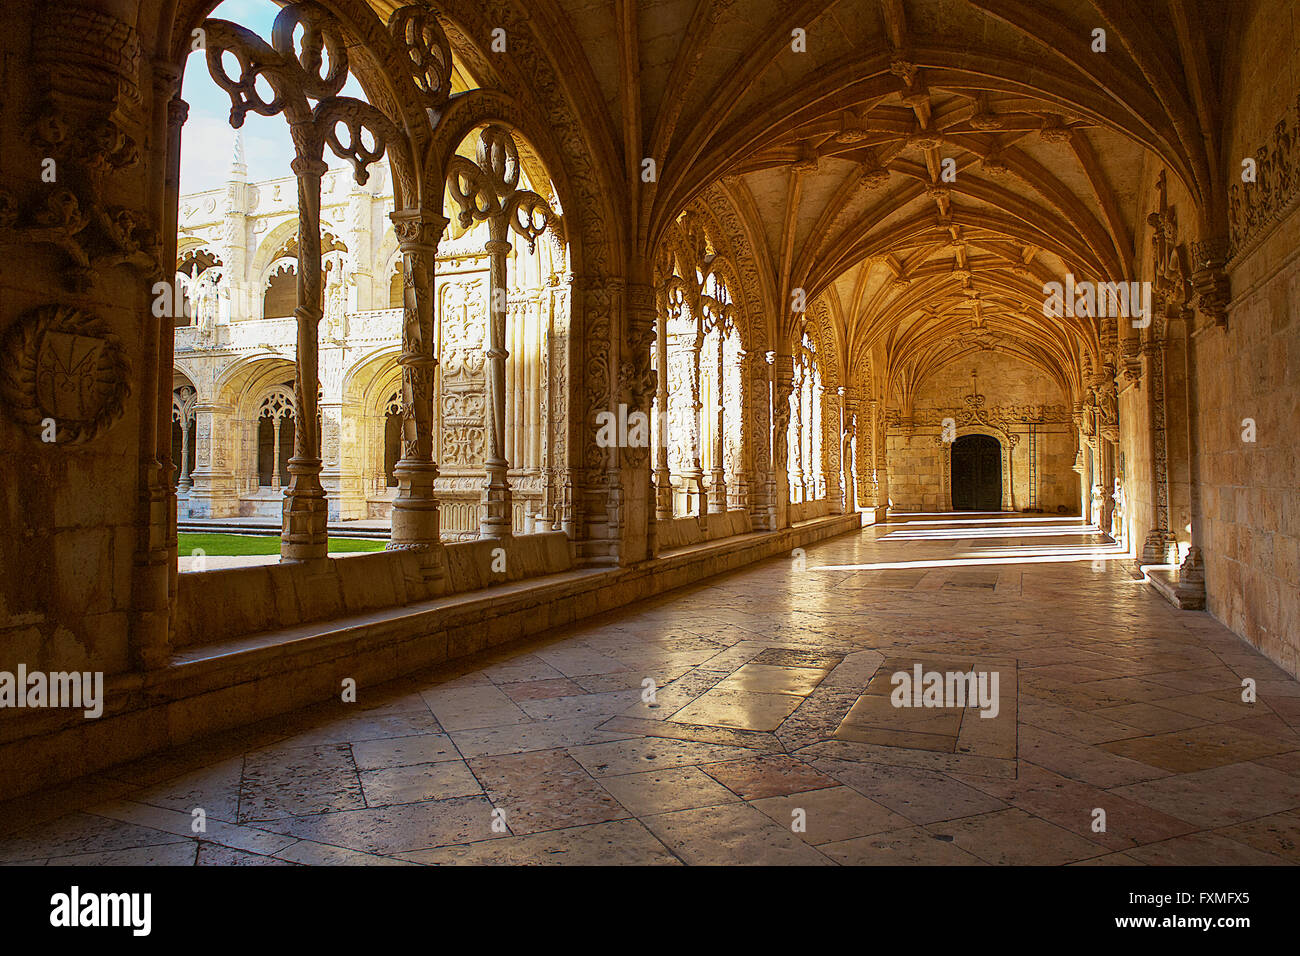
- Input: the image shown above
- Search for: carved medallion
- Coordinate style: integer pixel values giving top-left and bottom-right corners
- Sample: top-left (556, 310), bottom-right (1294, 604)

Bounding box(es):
top-left (0, 304), bottom-right (131, 443)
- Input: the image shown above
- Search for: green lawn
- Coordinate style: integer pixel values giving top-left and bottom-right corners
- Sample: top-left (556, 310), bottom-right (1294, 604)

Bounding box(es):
top-left (178, 532), bottom-right (386, 556)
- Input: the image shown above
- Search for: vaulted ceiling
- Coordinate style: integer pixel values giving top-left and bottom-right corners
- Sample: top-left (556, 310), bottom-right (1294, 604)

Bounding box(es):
top-left (361, 0), bottom-right (1239, 403)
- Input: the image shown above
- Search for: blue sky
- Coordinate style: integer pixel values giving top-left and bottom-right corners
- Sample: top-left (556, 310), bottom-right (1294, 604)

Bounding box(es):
top-left (180, 0), bottom-right (364, 195)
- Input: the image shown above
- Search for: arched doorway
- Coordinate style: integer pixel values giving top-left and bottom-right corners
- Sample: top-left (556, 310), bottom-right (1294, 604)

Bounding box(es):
top-left (952, 434), bottom-right (1002, 511)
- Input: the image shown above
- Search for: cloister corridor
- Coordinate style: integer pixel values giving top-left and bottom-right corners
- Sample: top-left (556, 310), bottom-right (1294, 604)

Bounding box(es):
top-left (3, 515), bottom-right (1297, 867)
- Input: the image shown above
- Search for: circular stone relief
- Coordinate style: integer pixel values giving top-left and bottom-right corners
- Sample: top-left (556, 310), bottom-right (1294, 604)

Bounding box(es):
top-left (0, 304), bottom-right (132, 443)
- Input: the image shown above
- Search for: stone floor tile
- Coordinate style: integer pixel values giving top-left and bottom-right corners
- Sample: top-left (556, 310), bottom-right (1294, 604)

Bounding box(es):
top-left (714, 663), bottom-right (832, 696)
top-left (467, 749), bottom-right (628, 835)
top-left (197, 843), bottom-right (296, 865)
top-left (749, 785), bottom-right (913, 844)
top-left (1098, 722), bottom-right (1292, 773)
top-left (927, 808), bottom-right (1109, 865)
top-left (350, 733), bottom-right (461, 770)
top-left (402, 819), bottom-right (681, 865)
top-left (1123, 831), bottom-right (1290, 866)
top-left (597, 765), bottom-right (742, 815)
top-left (1111, 762), bottom-right (1300, 828)
top-left (951, 762), bottom-right (1195, 850)
top-left (419, 684), bottom-right (530, 732)
top-left (237, 743), bottom-right (365, 822)
top-left (0, 812), bottom-right (190, 864)
top-left (671, 688), bottom-right (803, 732)
top-left (567, 737), bottom-right (764, 776)
top-left (700, 754), bottom-right (838, 800)
top-left (811, 757), bottom-right (1009, 824)
top-left (256, 796), bottom-right (504, 855)
top-left (360, 761), bottom-right (483, 807)
top-left (820, 826), bottom-right (986, 865)
top-left (639, 804), bottom-right (835, 865)
top-left (1212, 810), bottom-right (1300, 863)
top-left (499, 677), bottom-right (588, 701)
top-left (450, 715), bottom-right (635, 759)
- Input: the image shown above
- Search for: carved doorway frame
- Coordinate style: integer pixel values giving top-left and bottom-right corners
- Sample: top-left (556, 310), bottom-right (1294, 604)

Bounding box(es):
top-left (938, 423), bottom-right (1018, 511)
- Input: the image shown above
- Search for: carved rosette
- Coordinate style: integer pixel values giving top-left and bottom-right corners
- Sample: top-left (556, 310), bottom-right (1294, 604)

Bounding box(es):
top-left (0, 305), bottom-right (132, 444)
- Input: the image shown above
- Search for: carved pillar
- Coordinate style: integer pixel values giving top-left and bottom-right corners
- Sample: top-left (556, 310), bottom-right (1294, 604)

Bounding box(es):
top-left (842, 389), bottom-right (860, 511)
top-left (772, 353), bottom-right (794, 528)
top-left (728, 345), bottom-right (751, 512)
top-left (741, 351), bottom-right (775, 530)
top-left (709, 323), bottom-right (728, 512)
top-left (856, 398), bottom-right (876, 508)
top-left (687, 321), bottom-right (707, 520)
top-left (790, 363), bottom-right (805, 504)
top-left (573, 275), bottom-right (620, 564)
top-left (1177, 301), bottom-right (1208, 605)
top-left (386, 210), bottom-right (447, 587)
top-left (874, 401), bottom-right (890, 513)
top-left (278, 147), bottom-right (330, 562)
top-left (653, 297), bottom-right (673, 519)
top-left (621, 280), bottom-right (657, 564)
top-left (822, 388), bottom-right (842, 512)
top-left (480, 229), bottom-right (514, 537)
top-left (156, 69), bottom-right (187, 643)
top-left (1141, 332), bottom-right (1178, 565)
top-left (178, 419), bottom-right (193, 492)
top-left (1095, 369), bottom-right (1118, 538)
top-left (1070, 403), bottom-right (1088, 518)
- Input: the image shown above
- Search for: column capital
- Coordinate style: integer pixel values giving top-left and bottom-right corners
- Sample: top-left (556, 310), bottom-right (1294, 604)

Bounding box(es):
top-left (390, 209), bottom-right (449, 249)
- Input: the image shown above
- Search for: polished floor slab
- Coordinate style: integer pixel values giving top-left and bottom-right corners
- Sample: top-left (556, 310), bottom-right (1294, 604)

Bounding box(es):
top-left (3, 514), bottom-right (1298, 865)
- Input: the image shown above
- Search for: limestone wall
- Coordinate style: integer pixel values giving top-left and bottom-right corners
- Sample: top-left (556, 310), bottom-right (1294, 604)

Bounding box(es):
top-left (1194, 0), bottom-right (1300, 675)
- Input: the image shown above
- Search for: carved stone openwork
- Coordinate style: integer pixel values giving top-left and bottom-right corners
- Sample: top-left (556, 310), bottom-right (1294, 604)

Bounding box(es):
top-left (446, 125), bottom-right (558, 539)
top-left (200, 1), bottom-right (416, 562)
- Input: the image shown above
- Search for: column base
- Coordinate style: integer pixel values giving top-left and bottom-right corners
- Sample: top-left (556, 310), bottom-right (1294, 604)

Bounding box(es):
top-left (281, 463), bottom-right (329, 562)
top-left (1142, 529), bottom-right (1179, 566)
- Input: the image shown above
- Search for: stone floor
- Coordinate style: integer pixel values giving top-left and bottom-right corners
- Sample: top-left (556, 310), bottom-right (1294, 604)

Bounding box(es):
top-left (4, 513), bottom-right (1300, 865)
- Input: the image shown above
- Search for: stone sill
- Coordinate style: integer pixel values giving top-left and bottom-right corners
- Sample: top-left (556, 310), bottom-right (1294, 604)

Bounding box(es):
top-left (0, 512), bottom-right (862, 800)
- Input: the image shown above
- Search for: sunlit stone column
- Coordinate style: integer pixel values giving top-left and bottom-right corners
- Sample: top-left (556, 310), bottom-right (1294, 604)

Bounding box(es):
top-left (177, 418), bottom-right (193, 493)
top-left (709, 323), bottom-right (728, 512)
top-left (772, 353), bottom-right (794, 528)
top-left (874, 400), bottom-right (890, 514)
top-left (791, 363), bottom-right (807, 503)
top-left (1140, 334), bottom-right (1178, 565)
top-left (842, 388), bottom-right (861, 511)
top-left (277, 146), bottom-right (330, 563)
top-left (728, 347), bottom-right (752, 512)
top-left (654, 300), bottom-right (674, 519)
top-left (823, 388), bottom-right (842, 512)
top-left (387, 210), bottom-right (449, 589)
top-left (687, 322), bottom-right (707, 519)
